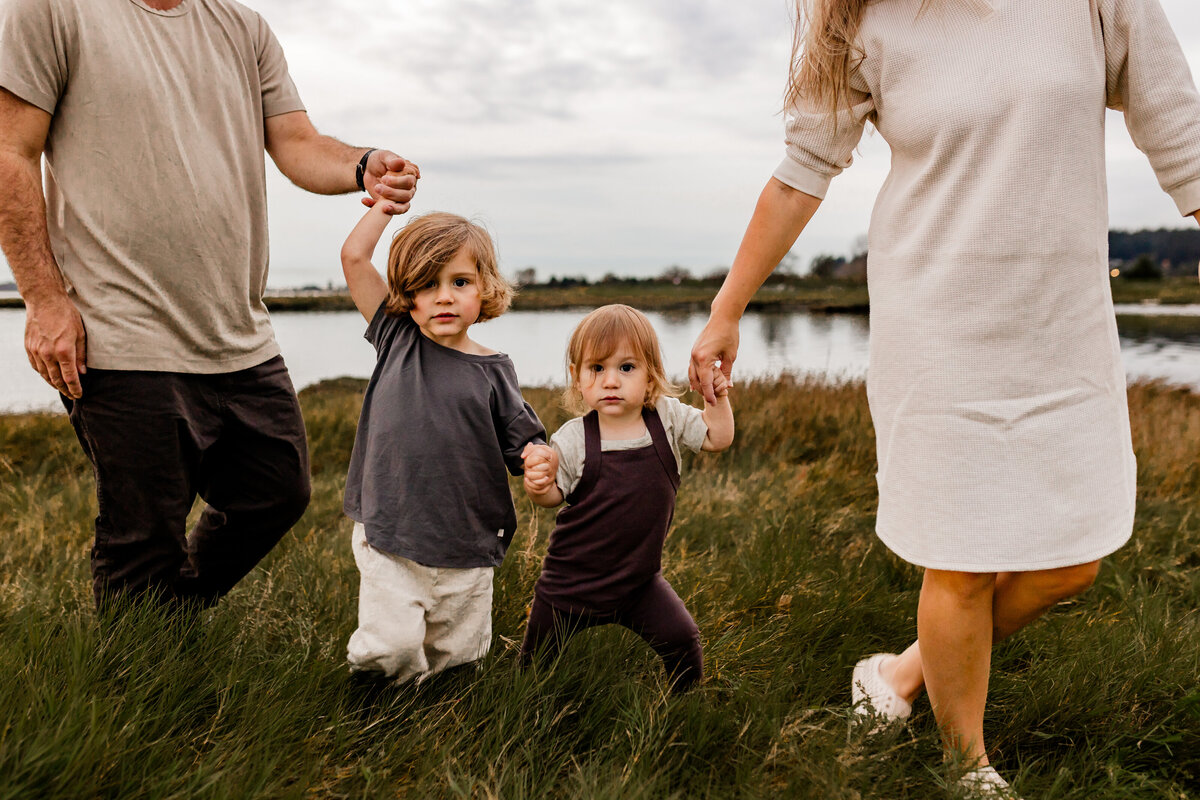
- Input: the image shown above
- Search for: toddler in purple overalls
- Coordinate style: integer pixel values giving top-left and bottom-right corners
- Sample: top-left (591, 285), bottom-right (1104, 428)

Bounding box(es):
top-left (520, 304), bottom-right (734, 691)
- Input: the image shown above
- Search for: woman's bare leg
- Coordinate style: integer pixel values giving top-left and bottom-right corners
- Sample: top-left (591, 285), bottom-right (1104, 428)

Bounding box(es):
top-left (881, 560), bottom-right (1101, 705)
top-left (917, 569), bottom-right (996, 764)
top-left (991, 561), bottom-right (1100, 639)
top-left (886, 639), bottom-right (926, 702)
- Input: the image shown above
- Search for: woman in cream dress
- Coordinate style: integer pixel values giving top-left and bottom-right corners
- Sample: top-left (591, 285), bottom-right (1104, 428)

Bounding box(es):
top-left (689, 0), bottom-right (1200, 794)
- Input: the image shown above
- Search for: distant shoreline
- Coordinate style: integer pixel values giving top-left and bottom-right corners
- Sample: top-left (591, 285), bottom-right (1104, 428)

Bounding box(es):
top-left (0, 281), bottom-right (874, 314)
top-left (2, 276), bottom-right (1198, 314)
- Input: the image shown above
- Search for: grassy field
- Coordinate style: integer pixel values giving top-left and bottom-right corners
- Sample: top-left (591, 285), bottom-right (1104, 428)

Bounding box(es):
top-left (0, 377), bottom-right (1197, 799)
top-left (1110, 277), bottom-right (1200, 306)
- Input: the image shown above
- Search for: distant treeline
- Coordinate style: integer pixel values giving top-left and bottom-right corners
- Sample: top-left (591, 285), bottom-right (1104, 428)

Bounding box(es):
top-left (1109, 228), bottom-right (1200, 275)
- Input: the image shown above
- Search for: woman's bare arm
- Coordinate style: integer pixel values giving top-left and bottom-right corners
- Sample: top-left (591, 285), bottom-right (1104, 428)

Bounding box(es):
top-left (689, 179), bottom-right (823, 403)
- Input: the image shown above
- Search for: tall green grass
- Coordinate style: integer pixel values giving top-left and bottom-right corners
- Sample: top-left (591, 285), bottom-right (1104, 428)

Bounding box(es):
top-left (0, 377), bottom-right (1196, 798)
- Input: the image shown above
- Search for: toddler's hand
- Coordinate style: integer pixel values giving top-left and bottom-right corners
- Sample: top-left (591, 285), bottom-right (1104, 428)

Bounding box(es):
top-left (521, 443), bottom-right (559, 496)
top-left (710, 367), bottom-right (731, 400)
top-left (377, 162), bottom-right (422, 216)
top-left (521, 443), bottom-right (555, 470)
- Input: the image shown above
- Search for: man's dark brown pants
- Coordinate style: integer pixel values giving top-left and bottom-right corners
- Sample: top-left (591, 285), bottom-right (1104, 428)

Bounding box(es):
top-left (62, 355), bottom-right (311, 610)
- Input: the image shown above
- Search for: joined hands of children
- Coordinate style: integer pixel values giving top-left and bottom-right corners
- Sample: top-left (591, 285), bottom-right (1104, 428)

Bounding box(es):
top-left (521, 443), bottom-right (560, 499)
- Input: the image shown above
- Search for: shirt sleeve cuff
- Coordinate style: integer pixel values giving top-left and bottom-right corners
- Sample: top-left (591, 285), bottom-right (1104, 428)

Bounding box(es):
top-left (1168, 177), bottom-right (1200, 217)
top-left (364, 301), bottom-right (385, 338)
top-left (0, 75), bottom-right (56, 115)
top-left (680, 404), bottom-right (708, 453)
top-left (550, 436), bottom-right (577, 498)
top-left (772, 156), bottom-right (833, 200)
top-left (263, 97), bottom-right (307, 118)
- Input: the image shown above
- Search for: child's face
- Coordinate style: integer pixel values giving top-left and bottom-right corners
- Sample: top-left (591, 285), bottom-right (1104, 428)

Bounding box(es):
top-left (573, 347), bottom-right (650, 422)
top-left (410, 246), bottom-right (482, 350)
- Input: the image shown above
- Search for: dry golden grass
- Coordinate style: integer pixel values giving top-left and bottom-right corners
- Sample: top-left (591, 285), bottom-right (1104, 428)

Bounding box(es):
top-left (0, 378), bottom-right (1196, 798)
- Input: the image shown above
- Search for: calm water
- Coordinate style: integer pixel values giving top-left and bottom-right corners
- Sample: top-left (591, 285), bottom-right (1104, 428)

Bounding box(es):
top-left (1, 306), bottom-right (1198, 413)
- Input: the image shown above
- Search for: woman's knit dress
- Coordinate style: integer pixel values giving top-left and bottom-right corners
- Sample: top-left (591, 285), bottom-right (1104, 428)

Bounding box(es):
top-left (774, 0), bottom-right (1200, 570)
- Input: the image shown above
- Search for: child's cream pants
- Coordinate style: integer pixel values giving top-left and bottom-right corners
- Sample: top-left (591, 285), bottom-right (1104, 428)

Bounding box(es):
top-left (346, 523), bottom-right (493, 682)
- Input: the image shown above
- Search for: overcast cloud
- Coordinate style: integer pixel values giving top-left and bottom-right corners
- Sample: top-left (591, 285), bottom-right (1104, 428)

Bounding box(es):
top-left (2, 0), bottom-right (1197, 287)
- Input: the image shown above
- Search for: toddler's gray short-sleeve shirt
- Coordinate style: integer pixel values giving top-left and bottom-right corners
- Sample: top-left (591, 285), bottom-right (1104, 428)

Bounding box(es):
top-left (344, 307), bottom-right (546, 568)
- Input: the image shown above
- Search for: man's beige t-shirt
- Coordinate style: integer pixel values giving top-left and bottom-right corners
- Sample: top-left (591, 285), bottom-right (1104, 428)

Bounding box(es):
top-left (0, 0), bottom-right (306, 372)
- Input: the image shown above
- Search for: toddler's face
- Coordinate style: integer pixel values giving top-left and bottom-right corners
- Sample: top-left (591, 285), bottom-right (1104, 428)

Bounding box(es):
top-left (410, 246), bottom-right (482, 350)
top-left (574, 347), bottom-right (650, 421)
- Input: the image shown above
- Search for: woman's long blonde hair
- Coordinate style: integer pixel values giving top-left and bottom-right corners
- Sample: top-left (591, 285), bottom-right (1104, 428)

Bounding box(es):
top-left (785, 0), bottom-right (872, 116)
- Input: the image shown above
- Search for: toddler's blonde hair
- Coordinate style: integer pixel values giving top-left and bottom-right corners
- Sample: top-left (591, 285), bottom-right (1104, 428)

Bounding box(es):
top-left (563, 304), bottom-right (681, 415)
top-left (384, 212), bottom-right (513, 322)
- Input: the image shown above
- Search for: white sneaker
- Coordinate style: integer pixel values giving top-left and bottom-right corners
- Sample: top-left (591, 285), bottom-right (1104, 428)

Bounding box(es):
top-left (957, 766), bottom-right (1022, 799)
top-left (851, 653), bottom-right (912, 728)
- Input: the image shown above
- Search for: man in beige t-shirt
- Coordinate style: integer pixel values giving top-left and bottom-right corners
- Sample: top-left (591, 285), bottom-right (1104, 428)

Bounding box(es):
top-left (0, 0), bottom-right (418, 612)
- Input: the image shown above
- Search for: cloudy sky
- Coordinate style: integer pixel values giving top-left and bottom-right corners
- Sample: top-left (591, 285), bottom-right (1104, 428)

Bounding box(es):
top-left (3, 0), bottom-right (1198, 287)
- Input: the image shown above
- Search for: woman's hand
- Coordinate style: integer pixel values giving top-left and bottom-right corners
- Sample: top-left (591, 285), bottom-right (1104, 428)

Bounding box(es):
top-left (689, 315), bottom-right (739, 405)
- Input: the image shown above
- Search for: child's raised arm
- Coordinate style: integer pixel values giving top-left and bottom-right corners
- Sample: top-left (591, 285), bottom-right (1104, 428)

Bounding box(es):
top-left (700, 369), bottom-right (735, 451)
top-left (340, 203), bottom-right (395, 322)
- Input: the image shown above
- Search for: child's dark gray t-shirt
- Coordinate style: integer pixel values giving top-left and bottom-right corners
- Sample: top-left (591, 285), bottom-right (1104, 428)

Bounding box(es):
top-left (344, 306), bottom-right (546, 568)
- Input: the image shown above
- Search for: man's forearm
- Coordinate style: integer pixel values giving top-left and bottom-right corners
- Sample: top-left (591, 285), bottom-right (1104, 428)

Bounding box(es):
top-left (0, 150), bottom-right (66, 302)
top-left (270, 129), bottom-right (365, 195)
top-left (265, 112), bottom-right (417, 211)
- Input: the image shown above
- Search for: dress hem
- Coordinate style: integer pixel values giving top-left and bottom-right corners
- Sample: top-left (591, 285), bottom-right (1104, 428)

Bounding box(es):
top-left (874, 520), bottom-right (1133, 572)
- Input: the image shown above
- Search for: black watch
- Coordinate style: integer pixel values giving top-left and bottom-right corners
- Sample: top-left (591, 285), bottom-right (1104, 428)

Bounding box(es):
top-left (355, 148), bottom-right (377, 192)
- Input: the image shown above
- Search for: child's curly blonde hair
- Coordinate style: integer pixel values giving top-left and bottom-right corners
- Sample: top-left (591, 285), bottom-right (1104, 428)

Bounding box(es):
top-left (384, 212), bottom-right (513, 322)
top-left (563, 304), bottom-right (681, 415)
